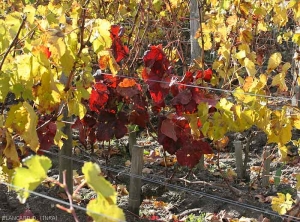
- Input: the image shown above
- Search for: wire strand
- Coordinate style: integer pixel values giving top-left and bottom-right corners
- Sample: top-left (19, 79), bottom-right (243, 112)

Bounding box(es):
top-left (0, 181), bottom-right (126, 222)
top-left (39, 149), bottom-right (300, 221)
top-left (99, 72), bottom-right (300, 104)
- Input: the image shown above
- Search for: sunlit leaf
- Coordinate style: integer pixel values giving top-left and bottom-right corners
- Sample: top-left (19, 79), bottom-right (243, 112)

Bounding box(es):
top-left (5, 102), bottom-right (40, 152)
top-left (267, 52), bottom-right (282, 73)
top-left (271, 193), bottom-right (294, 215)
top-left (12, 155), bottom-right (52, 203)
top-left (82, 162), bottom-right (115, 199)
top-left (86, 195), bottom-right (125, 222)
top-left (4, 131), bottom-right (20, 168)
top-left (244, 58), bottom-right (256, 76)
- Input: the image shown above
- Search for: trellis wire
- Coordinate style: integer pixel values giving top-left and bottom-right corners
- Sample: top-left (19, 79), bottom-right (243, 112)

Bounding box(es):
top-left (38, 149), bottom-right (300, 221)
top-left (0, 181), bottom-right (126, 222)
top-left (99, 72), bottom-right (300, 104)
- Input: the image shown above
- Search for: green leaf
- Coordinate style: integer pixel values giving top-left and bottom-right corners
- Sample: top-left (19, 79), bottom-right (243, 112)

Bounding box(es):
top-left (274, 166), bottom-right (282, 186)
top-left (82, 162), bottom-right (115, 199)
top-left (12, 155), bottom-right (52, 203)
top-left (0, 71), bottom-right (10, 103)
top-left (82, 162), bottom-right (125, 221)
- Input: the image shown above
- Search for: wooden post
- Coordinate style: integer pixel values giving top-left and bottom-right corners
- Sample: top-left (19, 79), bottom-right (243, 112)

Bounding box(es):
top-left (128, 145), bottom-right (144, 215)
top-left (59, 106), bottom-right (73, 194)
top-left (190, 0), bottom-right (201, 62)
top-left (128, 131), bottom-right (137, 156)
top-left (190, 0), bottom-right (203, 170)
top-left (197, 155), bottom-right (205, 170)
top-left (58, 73), bottom-right (73, 194)
top-left (233, 141), bottom-right (244, 179)
top-left (262, 146), bottom-right (271, 187)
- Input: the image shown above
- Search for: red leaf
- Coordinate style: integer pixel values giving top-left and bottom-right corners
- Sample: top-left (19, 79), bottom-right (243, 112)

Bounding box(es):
top-left (176, 140), bottom-right (212, 168)
top-left (117, 85), bottom-right (139, 98)
top-left (110, 25), bottom-right (129, 62)
top-left (96, 122), bottom-right (114, 141)
top-left (129, 110), bottom-right (149, 128)
top-left (89, 83), bottom-right (109, 112)
top-left (171, 89), bottom-right (192, 105)
top-left (37, 118), bottom-right (56, 152)
top-left (114, 120), bottom-right (128, 139)
top-left (103, 74), bottom-right (118, 88)
top-left (34, 45), bottom-right (51, 59)
top-left (150, 91), bottom-right (165, 106)
top-left (161, 119), bottom-right (177, 141)
top-left (89, 89), bottom-right (109, 112)
top-left (195, 68), bottom-right (213, 81)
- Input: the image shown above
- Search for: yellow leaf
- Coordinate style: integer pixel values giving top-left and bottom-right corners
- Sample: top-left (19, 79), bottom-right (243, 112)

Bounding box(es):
top-left (184, 113), bottom-right (200, 138)
top-left (68, 88), bottom-right (87, 119)
top-left (201, 121), bottom-right (210, 137)
top-left (87, 195), bottom-right (125, 222)
top-left (273, 5), bottom-right (288, 26)
top-left (33, 71), bottom-right (62, 113)
top-left (239, 29), bottom-right (253, 44)
top-left (22, 102), bottom-right (40, 152)
top-left (198, 32), bottom-right (212, 50)
top-left (12, 155), bottom-right (52, 204)
top-left (240, 2), bottom-right (252, 16)
top-left (98, 50), bottom-right (120, 75)
top-left (4, 131), bottom-right (20, 168)
top-left (293, 118), bottom-right (300, 129)
top-left (296, 174), bottom-right (300, 190)
top-left (92, 19), bottom-right (112, 53)
top-left (197, 102), bottom-right (209, 123)
top-left (244, 58), bottom-right (256, 76)
top-left (54, 121), bottom-right (68, 149)
top-left (271, 193), bottom-right (293, 215)
top-left (23, 5), bottom-right (36, 25)
top-left (0, 71), bottom-right (10, 103)
top-left (5, 102), bottom-right (40, 152)
top-left (226, 15), bottom-right (238, 28)
top-left (235, 50), bottom-right (246, 59)
top-left (278, 145), bottom-right (288, 161)
top-left (280, 122), bottom-right (292, 145)
top-left (60, 49), bottom-right (75, 74)
top-left (267, 52), bottom-right (282, 73)
top-left (292, 33), bottom-right (300, 46)
top-left (233, 88), bottom-right (255, 103)
top-left (271, 73), bottom-right (288, 91)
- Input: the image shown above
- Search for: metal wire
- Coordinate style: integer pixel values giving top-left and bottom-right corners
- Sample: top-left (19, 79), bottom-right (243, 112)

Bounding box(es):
top-left (39, 149), bottom-right (300, 221)
top-left (99, 72), bottom-right (300, 104)
top-left (0, 181), bottom-right (126, 222)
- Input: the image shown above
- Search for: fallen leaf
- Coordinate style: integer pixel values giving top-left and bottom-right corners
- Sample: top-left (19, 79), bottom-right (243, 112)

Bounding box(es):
top-left (117, 184), bottom-right (129, 196)
top-left (159, 156), bottom-right (177, 167)
top-left (142, 168), bottom-right (153, 174)
top-left (153, 200), bottom-right (168, 208)
top-left (255, 194), bottom-right (266, 203)
top-left (125, 160), bottom-right (131, 167)
top-left (214, 136), bottom-right (229, 150)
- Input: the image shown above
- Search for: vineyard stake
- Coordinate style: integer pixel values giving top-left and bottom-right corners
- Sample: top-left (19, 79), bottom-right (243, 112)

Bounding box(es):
top-left (234, 140), bottom-right (244, 179)
top-left (262, 146), bottom-right (271, 187)
top-left (128, 130), bottom-right (137, 157)
top-left (128, 145), bottom-right (144, 215)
